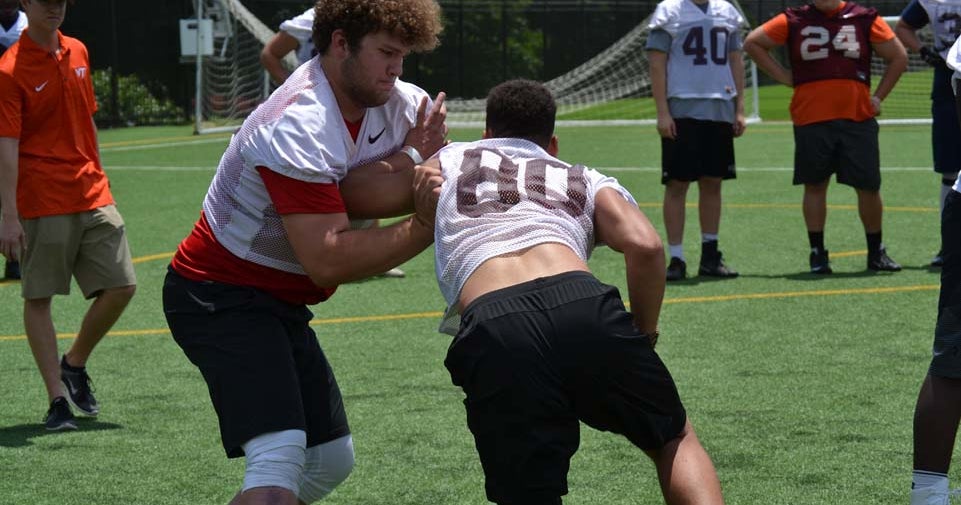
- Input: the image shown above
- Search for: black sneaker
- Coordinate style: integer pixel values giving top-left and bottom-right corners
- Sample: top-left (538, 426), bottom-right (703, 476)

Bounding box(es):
top-left (699, 251), bottom-right (739, 278)
top-left (809, 249), bottom-right (832, 274)
top-left (44, 397), bottom-right (77, 431)
top-left (61, 356), bottom-right (99, 417)
top-left (868, 248), bottom-right (902, 272)
top-left (666, 257), bottom-right (687, 281)
top-left (3, 260), bottom-right (19, 280)
top-left (932, 251), bottom-right (945, 268)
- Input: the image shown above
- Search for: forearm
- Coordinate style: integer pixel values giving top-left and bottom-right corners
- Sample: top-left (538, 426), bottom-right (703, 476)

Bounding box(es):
top-left (340, 151), bottom-right (418, 219)
top-left (261, 54), bottom-right (291, 85)
top-left (648, 52), bottom-right (670, 117)
top-left (731, 53), bottom-right (746, 115)
top-left (744, 40), bottom-right (792, 86)
top-left (624, 245), bottom-right (665, 335)
top-left (0, 137), bottom-right (18, 219)
top-left (293, 214), bottom-right (433, 286)
top-left (894, 22), bottom-right (922, 53)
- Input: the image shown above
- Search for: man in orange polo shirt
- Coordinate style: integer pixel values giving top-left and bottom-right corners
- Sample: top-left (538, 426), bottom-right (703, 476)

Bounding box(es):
top-left (744, 0), bottom-right (908, 274)
top-left (0, 0), bottom-right (137, 431)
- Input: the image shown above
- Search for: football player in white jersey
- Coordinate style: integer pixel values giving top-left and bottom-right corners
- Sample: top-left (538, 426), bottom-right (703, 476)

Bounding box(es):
top-left (0, 0), bottom-right (24, 280)
top-left (261, 7), bottom-right (315, 85)
top-left (426, 79), bottom-right (724, 505)
top-left (909, 32), bottom-right (961, 505)
top-left (646, 0), bottom-right (745, 281)
top-left (896, 0), bottom-right (961, 267)
top-left (162, 1), bottom-right (446, 504)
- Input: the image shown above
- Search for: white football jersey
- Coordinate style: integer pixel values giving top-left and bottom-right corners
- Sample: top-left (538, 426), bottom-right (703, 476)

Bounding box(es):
top-left (0, 11), bottom-right (26, 51)
top-left (434, 138), bottom-right (636, 334)
top-left (279, 8), bottom-right (316, 64)
top-left (203, 60), bottom-right (429, 274)
top-left (919, 0), bottom-right (961, 57)
top-left (648, 0), bottom-right (744, 99)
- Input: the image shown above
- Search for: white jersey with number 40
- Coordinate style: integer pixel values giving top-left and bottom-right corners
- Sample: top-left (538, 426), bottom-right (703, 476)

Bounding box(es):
top-left (649, 0), bottom-right (744, 99)
top-left (433, 138), bottom-right (636, 333)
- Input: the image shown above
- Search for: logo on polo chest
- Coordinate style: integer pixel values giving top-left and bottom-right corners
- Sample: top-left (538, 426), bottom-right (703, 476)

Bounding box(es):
top-left (368, 127), bottom-right (386, 144)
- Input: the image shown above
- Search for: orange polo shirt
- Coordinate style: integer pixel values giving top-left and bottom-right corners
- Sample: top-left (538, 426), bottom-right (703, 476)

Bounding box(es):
top-left (0, 30), bottom-right (113, 219)
top-left (760, 4), bottom-right (895, 126)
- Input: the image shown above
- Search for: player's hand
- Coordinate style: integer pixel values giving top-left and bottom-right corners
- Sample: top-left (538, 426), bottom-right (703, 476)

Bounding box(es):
top-left (405, 92), bottom-right (449, 160)
top-left (733, 113), bottom-right (747, 138)
top-left (412, 162), bottom-right (443, 231)
top-left (0, 215), bottom-right (24, 262)
top-left (870, 95), bottom-right (882, 117)
top-left (656, 113), bottom-right (676, 140)
top-left (920, 46), bottom-right (946, 68)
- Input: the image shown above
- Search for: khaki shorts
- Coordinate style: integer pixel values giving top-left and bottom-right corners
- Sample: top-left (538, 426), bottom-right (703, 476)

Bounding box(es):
top-left (21, 205), bottom-right (137, 300)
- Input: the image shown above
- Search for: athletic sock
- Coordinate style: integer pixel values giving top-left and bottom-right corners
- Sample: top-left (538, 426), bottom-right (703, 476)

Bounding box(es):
top-left (912, 470), bottom-right (948, 491)
top-left (866, 231), bottom-right (883, 256)
top-left (701, 232), bottom-right (718, 243)
top-left (61, 356), bottom-right (85, 373)
top-left (808, 231), bottom-right (825, 254)
top-left (701, 239), bottom-right (718, 258)
top-left (669, 244), bottom-right (685, 262)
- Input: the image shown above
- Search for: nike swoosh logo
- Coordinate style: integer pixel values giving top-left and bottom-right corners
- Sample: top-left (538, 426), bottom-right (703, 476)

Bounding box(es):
top-left (368, 127), bottom-right (386, 144)
top-left (35, 81), bottom-right (48, 92)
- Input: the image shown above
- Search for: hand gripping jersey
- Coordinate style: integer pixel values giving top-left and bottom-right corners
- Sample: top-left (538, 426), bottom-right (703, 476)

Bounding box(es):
top-left (918, 0), bottom-right (961, 56)
top-left (279, 8), bottom-right (316, 65)
top-left (433, 138), bottom-right (637, 334)
top-left (648, 0), bottom-right (744, 99)
top-left (202, 60), bottom-right (429, 275)
top-left (785, 3), bottom-right (877, 87)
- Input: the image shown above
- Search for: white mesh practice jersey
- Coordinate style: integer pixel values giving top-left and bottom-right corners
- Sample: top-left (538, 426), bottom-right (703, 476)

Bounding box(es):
top-left (648, 0), bottom-right (744, 99)
top-left (434, 139), bottom-right (637, 334)
top-left (279, 8), bottom-right (316, 64)
top-left (918, 0), bottom-right (961, 56)
top-left (202, 60), bottom-right (429, 274)
top-left (0, 11), bottom-right (26, 51)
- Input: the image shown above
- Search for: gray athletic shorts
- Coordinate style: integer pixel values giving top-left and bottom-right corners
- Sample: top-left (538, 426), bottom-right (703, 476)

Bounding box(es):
top-left (932, 190), bottom-right (961, 378)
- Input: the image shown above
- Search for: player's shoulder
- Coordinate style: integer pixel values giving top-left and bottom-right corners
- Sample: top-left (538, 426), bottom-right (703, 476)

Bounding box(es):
top-left (651, 0), bottom-right (686, 21)
top-left (710, 0), bottom-right (743, 20)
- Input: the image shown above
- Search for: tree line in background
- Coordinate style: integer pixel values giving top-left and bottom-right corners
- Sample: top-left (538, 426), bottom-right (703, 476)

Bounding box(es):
top-left (60, 0), bottom-right (910, 128)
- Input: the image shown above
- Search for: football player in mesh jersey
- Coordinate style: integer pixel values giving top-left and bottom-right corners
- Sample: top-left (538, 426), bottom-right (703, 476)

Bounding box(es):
top-left (744, 0), bottom-right (908, 274)
top-left (646, 0), bottom-right (746, 282)
top-left (424, 79), bottom-right (724, 505)
top-left (896, 0), bottom-right (961, 267)
top-left (162, 1), bottom-right (445, 504)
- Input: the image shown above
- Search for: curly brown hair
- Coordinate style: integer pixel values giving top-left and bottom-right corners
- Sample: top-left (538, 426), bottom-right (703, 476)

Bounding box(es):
top-left (312, 0), bottom-right (443, 55)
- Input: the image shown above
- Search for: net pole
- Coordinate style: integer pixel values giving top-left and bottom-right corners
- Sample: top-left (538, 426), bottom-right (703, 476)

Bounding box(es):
top-left (193, 0), bottom-right (204, 135)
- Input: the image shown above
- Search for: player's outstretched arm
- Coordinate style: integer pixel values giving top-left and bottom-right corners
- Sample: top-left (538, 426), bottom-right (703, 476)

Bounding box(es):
top-left (593, 187), bottom-right (664, 336)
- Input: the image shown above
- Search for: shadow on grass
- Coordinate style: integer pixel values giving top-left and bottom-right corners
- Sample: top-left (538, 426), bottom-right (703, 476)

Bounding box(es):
top-left (0, 419), bottom-right (122, 448)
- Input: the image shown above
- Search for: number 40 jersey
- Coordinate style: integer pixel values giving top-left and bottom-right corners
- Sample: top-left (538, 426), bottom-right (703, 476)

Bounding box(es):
top-left (432, 138), bottom-right (636, 332)
top-left (648, 0), bottom-right (745, 100)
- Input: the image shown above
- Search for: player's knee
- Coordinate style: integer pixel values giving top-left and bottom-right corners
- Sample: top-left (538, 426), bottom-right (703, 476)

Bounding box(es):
top-left (242, 429), bottom-right (307, 495)
top-left (298, 435), bottom-right (355, 504)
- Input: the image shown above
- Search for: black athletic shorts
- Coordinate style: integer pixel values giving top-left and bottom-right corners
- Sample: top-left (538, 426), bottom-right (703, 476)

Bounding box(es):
top-left (793, 118), bottom-right (880, 190)
top-left (933, 190), bottom-right (961, 378)
top-left (162, 267), bottom-right (350, 458)
top-left (444, 271), bottom-right (687, 504)
top-left (661, 118), bottom-right (736, 184)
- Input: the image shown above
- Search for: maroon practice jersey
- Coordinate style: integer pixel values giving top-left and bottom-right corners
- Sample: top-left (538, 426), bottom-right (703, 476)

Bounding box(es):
top-left (785, 3), bottom-right (877, 86)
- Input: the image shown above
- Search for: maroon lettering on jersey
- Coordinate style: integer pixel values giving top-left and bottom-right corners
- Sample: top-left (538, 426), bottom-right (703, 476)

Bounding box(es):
top-left (785, 2), bottom-right (877, 86)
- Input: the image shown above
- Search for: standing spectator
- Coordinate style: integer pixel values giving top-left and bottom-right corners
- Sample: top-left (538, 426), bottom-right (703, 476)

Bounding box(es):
top-left (260, 6), bottom-right (315, 86)
top-left (0, 0), bottom-right (137, 431)
top-left (429, 79), bottom-right (725, 505)
top-left (0, 0), bottom-right (26, 281)
top-left (646, 0), bottom-right (746, 281)
top-left (744, 0), bottom-right (908, 274)
top-left (162, 1), bottom-right (446, 503)
top-left (909, 28), bottom-right (961, 505)
top-left (896, 1), bottom-right (961, 267)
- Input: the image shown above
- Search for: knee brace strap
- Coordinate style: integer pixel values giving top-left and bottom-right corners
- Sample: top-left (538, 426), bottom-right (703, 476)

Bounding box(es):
top-left (242, 429), bottom-right (307, 495)
top-left (299, 434), bottom-right (355, 504)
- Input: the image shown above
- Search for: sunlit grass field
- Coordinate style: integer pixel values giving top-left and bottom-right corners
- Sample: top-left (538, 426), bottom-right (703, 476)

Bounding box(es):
top-left (0, 120), bottom-right (949, 504)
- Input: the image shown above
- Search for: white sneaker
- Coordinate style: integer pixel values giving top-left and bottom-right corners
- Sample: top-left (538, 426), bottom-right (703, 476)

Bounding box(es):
top-left (380, 268), bottom-right (405, 278)
top-left (910, 486), bottom-right (961, 505)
